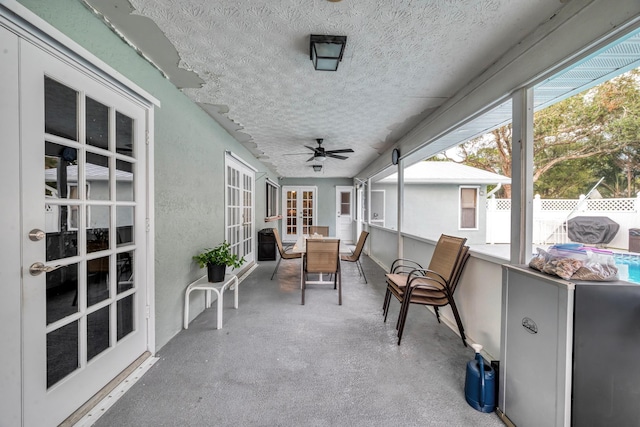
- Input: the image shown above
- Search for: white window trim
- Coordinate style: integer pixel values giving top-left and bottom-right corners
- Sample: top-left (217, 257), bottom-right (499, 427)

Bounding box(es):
top-left (369, 189), bottom-right (385, 227)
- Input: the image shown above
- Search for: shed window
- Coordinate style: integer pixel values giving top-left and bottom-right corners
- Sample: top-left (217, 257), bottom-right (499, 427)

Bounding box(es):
top-left (460, 187), bottom-right (478, 229)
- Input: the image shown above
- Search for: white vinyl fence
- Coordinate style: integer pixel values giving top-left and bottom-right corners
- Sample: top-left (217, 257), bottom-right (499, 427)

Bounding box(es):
top-left (486, 193), bottom-right (640, 250)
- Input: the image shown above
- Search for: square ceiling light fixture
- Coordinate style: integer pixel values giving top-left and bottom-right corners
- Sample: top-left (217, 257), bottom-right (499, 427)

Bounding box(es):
top-left (310, 35), bottom-right (347, 71)
top-left (312, 164), bottom-right (323, 172)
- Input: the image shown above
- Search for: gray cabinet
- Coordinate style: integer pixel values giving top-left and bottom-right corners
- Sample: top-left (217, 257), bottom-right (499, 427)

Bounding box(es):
top-left (500, 265), bottom-right (640, 427)
top-left (499, 265), bottom-right (574, 427)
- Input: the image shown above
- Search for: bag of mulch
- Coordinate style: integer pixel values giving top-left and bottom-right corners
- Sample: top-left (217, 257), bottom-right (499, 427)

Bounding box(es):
top-left (544, 247), bottom-right (587, 280)
top-left (529, 247), bottom-right (587, 280)
top-left (570, 248), bottom-right (619, 281)
top-left (528, 248), bottom-right (549, 272)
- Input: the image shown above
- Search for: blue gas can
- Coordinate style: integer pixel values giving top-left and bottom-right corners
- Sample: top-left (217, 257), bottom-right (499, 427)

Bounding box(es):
top-left (464, 345), bottom-right (496, 413)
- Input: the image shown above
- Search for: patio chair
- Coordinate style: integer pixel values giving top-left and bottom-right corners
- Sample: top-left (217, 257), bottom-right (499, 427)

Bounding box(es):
top-left (302, 239), bottom-right (341, 305)
top-left (309, 226), bottom-right (329, 236)
top-left (340, 231), bottom-right (370, 283)
top-left (270, 228), bottom-right (302, 280)
top-left (383, 234), bottom-right (469, 346)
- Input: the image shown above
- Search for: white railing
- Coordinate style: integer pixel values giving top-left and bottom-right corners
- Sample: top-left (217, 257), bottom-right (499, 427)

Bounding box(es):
top-left (486, 193), bottom-right (640, 249)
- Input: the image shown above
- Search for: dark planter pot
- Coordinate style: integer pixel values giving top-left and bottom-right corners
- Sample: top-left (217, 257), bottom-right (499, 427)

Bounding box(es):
top-left (207, 263), bottom-right (226, 283)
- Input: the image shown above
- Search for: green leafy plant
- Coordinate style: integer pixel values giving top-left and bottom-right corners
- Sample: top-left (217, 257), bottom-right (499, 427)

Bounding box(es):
top-left (193, 241), bottom-right (245, 269)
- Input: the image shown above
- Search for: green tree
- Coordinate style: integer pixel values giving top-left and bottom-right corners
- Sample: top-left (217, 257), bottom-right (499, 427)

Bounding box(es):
top-left (444, 69), bottom-right (640, 198)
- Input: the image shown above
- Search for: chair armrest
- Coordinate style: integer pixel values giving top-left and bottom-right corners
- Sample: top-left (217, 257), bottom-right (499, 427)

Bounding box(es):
top-left (407, 268), bottom-right (447, 288)
top-left (389, 258), bottom-right (424, 274)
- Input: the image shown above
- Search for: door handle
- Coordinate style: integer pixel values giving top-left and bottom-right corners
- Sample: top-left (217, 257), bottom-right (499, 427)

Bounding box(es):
top-left (29, 262), bottom-right (63, 276)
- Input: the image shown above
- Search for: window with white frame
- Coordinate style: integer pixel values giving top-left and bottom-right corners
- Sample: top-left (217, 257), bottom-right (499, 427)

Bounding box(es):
top-left (370, 166), bottom-right (397, 230)
top-left (266, 179), bottom-right (280, 220)
top-left (460, 186), bottom-right (479, 229)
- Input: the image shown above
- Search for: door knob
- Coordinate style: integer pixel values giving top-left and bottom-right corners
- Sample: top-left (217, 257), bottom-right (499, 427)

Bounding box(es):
top-left (29, 262), bottom-right (63, 276)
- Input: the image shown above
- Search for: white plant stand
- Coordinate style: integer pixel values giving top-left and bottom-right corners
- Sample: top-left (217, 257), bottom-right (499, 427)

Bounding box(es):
top-left (183, 274), bottom-right (238, 330)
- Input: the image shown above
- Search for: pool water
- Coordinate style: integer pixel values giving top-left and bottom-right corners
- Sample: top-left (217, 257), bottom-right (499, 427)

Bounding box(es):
top-left (613, 254), bottom-right (640, 284)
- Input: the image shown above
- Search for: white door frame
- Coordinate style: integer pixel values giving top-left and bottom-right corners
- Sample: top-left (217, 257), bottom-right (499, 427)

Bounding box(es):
top-left (225, 152), bottom-right (256, 268)
top-left (0, 21), bottom-right (22, 427)
top-left (281, 186), bottom-right (317, 242)
top-left (0, 3), bottom-right (158, 425)
top-left (370, 189), bottom-right (386, 227)
top-left (335, 186), bottom-right (354, 243)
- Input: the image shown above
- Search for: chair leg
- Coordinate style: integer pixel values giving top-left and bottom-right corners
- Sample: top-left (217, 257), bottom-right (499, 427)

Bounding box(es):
top-left (337, 266), bottom-right (342, 306)
top-left (383, 288), bottom-right (392, 321)
top-left (395, 302), bottom-right (403, 330)
top-left (301, 272), bottom-right (306, 305)
top-left (357, 259), bottom-right (367, 284)
top-left (448, 298), bottom-right (467, 347)
top-left (396, 294), bottom-right (412, 345)
top-left (434, 306), bottom-right (441, 323)
top-left (270, 256), bottom-right (282, 280)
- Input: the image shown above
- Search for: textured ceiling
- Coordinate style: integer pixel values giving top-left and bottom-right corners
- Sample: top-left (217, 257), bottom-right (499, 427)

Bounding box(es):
top-left (85, 0), bottom-right (570, 178)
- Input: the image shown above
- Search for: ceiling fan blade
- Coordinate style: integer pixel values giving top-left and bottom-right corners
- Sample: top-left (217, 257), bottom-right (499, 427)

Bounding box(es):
top-left (325, 148), bottom-right (354, 154)
top-left (326, 153), bottom-right (348, 160)
top-left (304, 145), bottom-right (319, 152)
top-left (306, 155), bottom-right (317, 162)
top-left (284, 152), bottom-right (312, 156)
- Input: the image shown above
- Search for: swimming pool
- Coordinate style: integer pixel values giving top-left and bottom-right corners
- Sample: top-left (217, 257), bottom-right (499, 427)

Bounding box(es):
top-left (613, 254), bottom-right (640, 284)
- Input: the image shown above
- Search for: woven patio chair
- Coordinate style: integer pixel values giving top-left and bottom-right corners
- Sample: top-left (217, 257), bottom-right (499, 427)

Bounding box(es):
top-left (383, 234), bottom-right (469, 346)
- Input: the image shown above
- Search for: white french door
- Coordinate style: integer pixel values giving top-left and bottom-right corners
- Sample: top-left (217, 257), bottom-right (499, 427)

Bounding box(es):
top-left (282, 186), bottom-right (317, 242)
top-left (225, 154), bottom-right (255, 267)
top-left (17, 39), bottom-right (150, 426)
top-left (335, 186), bottom-right (354, 243)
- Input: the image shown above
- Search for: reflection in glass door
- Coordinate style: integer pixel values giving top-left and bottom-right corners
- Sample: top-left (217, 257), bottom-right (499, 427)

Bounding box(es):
top-left (282, 186), bottom-right (316, 242)
top-left (20, 40), bottom-right (149, 426)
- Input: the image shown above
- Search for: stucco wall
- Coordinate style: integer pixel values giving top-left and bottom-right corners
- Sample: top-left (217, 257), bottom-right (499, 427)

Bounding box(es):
top-left (403, 183), bottom-right (487, 245)
top-left (18, 0), bottom-right (279, 350)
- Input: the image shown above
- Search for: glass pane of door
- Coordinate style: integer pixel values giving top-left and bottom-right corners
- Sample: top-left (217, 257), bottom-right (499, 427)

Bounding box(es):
top-left (42, 78), bottom-right (135, 388)
top-left (302, 191), bottom-right (314, 235)
top-left (286, 190), bottom-right (298, 238)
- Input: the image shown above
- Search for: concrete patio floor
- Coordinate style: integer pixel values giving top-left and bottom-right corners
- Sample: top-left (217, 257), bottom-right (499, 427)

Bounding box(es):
top-left (91, 255), bottom-right (504, 427)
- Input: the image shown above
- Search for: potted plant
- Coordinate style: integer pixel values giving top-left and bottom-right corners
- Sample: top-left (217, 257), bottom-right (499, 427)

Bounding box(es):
top-left (193, 241), bottom-right (245, 282)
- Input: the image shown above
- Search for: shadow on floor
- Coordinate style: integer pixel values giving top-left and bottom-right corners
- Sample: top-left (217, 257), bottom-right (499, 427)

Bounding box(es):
top-left (92, 255), bottom-right (504, 427)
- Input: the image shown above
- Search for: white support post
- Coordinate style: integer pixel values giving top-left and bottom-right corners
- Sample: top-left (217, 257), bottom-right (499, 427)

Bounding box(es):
top-left (397, 159), bottom-right (404, 260)
top-left (510, 88), bottom-right (534, 264)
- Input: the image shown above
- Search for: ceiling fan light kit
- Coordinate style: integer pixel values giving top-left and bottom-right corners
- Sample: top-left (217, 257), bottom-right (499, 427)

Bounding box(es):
top-left (310, 35), bottom-right (347, 71)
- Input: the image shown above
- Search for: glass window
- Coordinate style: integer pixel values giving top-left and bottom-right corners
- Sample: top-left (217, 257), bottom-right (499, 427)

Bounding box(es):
top-left (266, 180), bottom-right (279, 218)
top-left (460, 187), bottom-right (479, 229)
